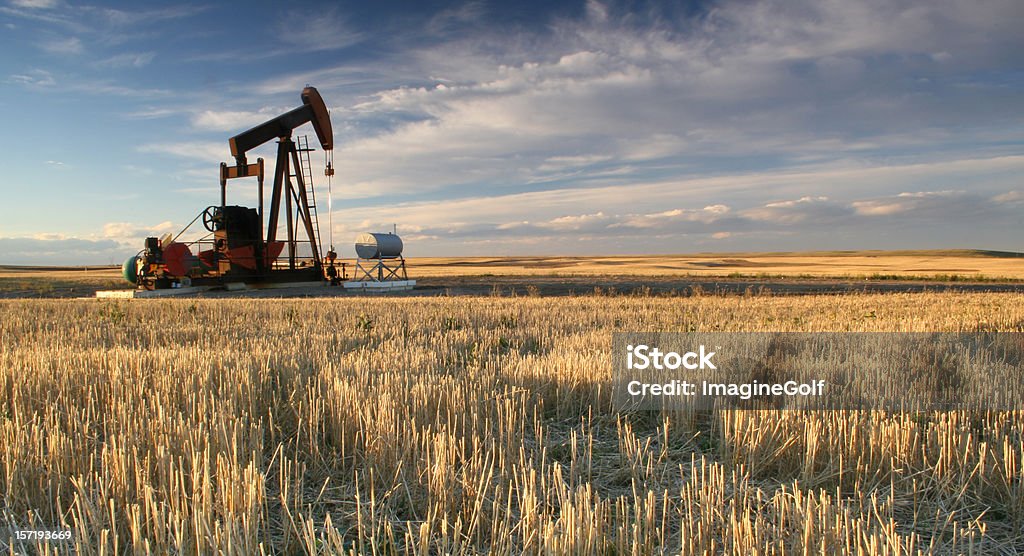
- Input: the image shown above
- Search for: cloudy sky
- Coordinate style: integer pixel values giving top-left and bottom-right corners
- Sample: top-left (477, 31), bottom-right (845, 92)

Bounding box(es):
top-left (1, 0), bottom-right (1022, 264)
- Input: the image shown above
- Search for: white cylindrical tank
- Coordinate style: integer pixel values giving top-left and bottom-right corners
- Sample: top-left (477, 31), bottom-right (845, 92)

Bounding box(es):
top-left (355, 232), bottom-right (404, 259)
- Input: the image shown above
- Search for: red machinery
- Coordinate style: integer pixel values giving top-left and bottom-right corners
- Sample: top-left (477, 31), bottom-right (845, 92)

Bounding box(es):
top-left (124, 86), bottom-right (335, 290)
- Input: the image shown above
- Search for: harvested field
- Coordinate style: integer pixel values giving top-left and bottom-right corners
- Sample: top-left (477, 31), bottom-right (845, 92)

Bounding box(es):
top-left (409, 250), bottom-right (1024, 279)
top-left (2, 293), bottom-right (1023, 553)
top-left (3, 249), bottom-right (1024, 299)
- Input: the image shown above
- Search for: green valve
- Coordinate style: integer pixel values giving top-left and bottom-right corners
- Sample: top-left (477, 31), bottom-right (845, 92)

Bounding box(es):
top-left (122, 256), bottom-right (138, 284)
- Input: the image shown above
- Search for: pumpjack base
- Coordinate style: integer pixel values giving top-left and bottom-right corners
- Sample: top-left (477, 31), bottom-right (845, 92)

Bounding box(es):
top-left (224, 281), bottom-right (326, 291)
top-left (190, 267), bottom-right (323, 287)
top-left (343, 280), bottom-right (416, 292)
top-left (96, 286), bottom-right (212, 298)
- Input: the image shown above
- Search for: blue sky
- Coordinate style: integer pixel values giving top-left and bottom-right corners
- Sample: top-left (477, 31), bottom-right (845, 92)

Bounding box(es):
top-left (0, 0), bottom-right (1022, 264)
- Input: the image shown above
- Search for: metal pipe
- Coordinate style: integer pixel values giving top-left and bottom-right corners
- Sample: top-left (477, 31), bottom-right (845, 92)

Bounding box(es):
top-left (257, 158), bottom-right (264, 269)
top-left (285, 158), bottom-right (295, 270)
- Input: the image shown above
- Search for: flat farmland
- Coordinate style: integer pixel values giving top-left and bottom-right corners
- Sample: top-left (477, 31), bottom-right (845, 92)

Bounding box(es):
top-left (2, 293), bottom-right (1023, 554)
top-left (3, 249), bottom-right (1024, 299)
top-left (410, 249), bottom-right (1024, 279)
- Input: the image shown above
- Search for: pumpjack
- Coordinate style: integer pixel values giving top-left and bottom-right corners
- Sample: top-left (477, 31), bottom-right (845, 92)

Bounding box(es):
top-left (124, 86), bottom-right (335, 290)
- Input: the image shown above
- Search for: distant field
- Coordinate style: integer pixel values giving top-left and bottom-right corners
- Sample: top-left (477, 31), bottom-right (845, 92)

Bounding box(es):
top-left (0, 265), bottom-right (123, 298)
top-left (0, 265), bottom-right (121, 278)
top-left (410, 249), bottom-right (1024, 279)
top-left (3, 250), bottom-right (1023, 298)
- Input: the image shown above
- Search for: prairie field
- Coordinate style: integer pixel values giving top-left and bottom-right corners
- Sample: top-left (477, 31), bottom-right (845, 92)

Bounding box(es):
top-left (410, 250), bottom-right (1024, 280)
top-left (3, 250), bottom-right (1024, 300)
top-left (2, 291), bottom-right (1023, 554)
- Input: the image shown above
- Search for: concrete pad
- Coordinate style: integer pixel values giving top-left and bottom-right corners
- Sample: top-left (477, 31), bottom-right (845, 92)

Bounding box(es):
top-left (95, 290), bottom-right (138, 299)
top-left (96, 286), bottom-right (212, 298)
top-left (343, 280), bottom-right (416, 292)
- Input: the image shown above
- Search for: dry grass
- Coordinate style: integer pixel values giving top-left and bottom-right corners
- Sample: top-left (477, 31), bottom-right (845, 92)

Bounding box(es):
top-left (409, 250), bottom-right (1024, 280)
top-left (1, 293), bottom-right (1023, 554)
top-left (4, 249), bottom-right (1024, 286)
top-left (0, 266), bottom-right (122, 283)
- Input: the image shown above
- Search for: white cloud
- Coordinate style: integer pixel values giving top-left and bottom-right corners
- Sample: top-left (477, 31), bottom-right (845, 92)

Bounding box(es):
top-left (537, 154), bottom-right (614, 172)
top-left (95, 51), bottom-right (155, 69)
top-left (2, 4), bottom-right (205, 35)
top-left (896, 190), bottom-right (959, 199)
top-left (0, 237), bottom-right (127, 265)
top-left (763, 197), bottom-right (829, 208)
top-left (315, 152), bottom-right (1024, 255)
top-left (848, 190), bottom-right (1008, 223)
top-left (308, 0), bottom-right (1024, 205)
top-left (7, 69), bottom-right (55, 87)
top-left (101, 221), bottom-right (172, 241)
top-left (851, 201), bottom-right (905, 216)
top-left (743, 197), bottom-right (850, 225)
top-left (540, 212), bottom-right (610, 231)
top-left (80, 5), bottom-right (209, 27)
top-left (10, 0), bottom-right (58, 8)
top-left (993, 191), bottom-right (1024, 203)
top-left (8, 70), bottom-right (171, 97)
top-left (278, 8), bottom-right (362, 53)
top-left (40, 36), bottom-right (82, 54)
top-left (426, 2), bottom-right (485, 35)
top-left (612, 205), bottom-right (731, 229)
top-left (124, 107), bottom-right (179, 119)
top-left (137, 142), bottom-right (228, 164)
top-left (190, 107), bottom-right (284, 132)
